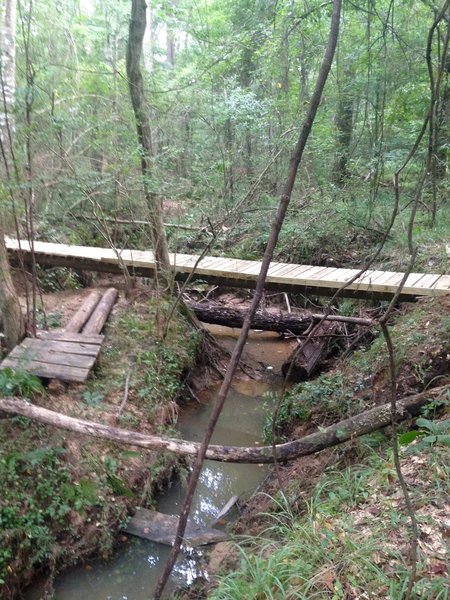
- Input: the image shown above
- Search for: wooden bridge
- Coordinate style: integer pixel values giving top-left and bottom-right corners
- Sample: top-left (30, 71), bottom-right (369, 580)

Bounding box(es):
top-left (6, 238), bottom-right (450, 300)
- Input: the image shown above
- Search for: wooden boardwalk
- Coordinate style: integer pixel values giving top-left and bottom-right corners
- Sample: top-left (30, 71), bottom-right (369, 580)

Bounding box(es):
top-left (1, 331), bottom-right (104, 382)
top-left (6, 237), bottom-right (450, 299)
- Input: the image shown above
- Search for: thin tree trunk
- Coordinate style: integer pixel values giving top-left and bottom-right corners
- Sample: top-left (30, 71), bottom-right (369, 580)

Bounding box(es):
top-left (0, 0), bottom-right (16, 136)
top-left (154, 1), bottom-right (343, 596)
top-left (126, 0), bottom-right (170, 277)
top-left (332, 65), bottom-right (354, 185)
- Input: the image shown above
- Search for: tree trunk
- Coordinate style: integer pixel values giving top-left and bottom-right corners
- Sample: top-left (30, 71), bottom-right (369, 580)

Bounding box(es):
top-left (82, 288), bottom-right (118, 335)
top-left (0, 0), bottom-right (16, 137)
top-left (332, 65), bottom-right (354, 185)
top-left (0, 386), bottom-right (443, 463)
top-left (0, 0), bottom-right (24, 352)
top-left (126, 0), bottom-right (170, 278)
top-left (0, 228), bottom-right (24, 351)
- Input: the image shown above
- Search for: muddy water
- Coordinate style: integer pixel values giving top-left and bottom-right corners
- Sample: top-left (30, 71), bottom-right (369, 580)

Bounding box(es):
top-left (28, 329), bottom-right (292, 599)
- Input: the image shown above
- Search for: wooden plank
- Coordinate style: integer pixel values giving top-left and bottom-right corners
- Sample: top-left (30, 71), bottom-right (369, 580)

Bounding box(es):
top-left (290, 266), bottom-right (332, 281)
top-left (407, 274), bottom-right (443, 289)
top-left (21, 337), bottom-right (101, 357)
top-left (316, 268), bottom-right (363, 283)
top-left (1, 357), bottom-right (88, 382)
top-left (123, 508), bottom-right (227, 547)
top-left (208, 258), bottom-right (243, 272)
top-left (267, 264), bottom-right (307, 279)
top-left (234, 261), bottom-right (263, 275)
top-left (267, 262), bottom-right (293, 276)
top-left (39, 331), bottom-right (104, 345)
top-left (202, 258), bottom-right (245, 274)
top-left (306, 267), bottom-right (340, 281)
top-left (7, 343), bottom-right (97, 369)
top-left (371, 272), bottom-right (405, 287)
top-left (431, 274), bottom-right (450, 290)
top-left (277, 265), bottom-right (316, 281)
top-left (6, 238), bottom-right (450, 299)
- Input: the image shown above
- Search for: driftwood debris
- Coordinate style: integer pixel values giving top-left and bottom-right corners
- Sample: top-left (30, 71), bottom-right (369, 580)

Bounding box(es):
top-left (0, 387), bottom-right (444, 463)
top-left (123, 508), bottom-right (227, 547)
top-left (82, 288), bottom-right (118, 335)
top-left (282, 322), bottom-right (340, 382)
top-left (64, 290), bottom-right (102, 333)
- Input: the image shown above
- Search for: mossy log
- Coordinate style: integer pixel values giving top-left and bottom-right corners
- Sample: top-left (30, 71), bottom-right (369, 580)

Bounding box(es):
top-left (0, 387), bottom-right (444, 463)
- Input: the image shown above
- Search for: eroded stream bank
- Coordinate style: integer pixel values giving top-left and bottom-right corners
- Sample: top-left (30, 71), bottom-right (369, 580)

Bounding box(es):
top-left (26, 327), bottom-right (294, 599)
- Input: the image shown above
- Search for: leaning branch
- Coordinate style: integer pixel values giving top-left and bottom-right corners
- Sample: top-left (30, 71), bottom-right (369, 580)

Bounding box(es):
top-left (0, 387), bottom-right (443, 463)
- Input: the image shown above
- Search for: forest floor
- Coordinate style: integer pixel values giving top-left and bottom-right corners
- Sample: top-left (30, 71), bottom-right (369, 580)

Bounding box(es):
top-left (0, 276), bottom-right (201, 598)
top-left (1, 268), bottom-right (449, 599)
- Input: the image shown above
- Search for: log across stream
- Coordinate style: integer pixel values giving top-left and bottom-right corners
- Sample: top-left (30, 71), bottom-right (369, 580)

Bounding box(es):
top-left (25, 328), bottom-right (290, 599)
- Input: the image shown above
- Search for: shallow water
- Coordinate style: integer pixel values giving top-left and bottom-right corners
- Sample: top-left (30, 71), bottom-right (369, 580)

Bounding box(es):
top-left (26, 328), bottom-right (291, 599)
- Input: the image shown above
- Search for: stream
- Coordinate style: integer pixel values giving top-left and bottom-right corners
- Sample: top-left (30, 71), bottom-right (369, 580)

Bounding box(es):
top-left (27, 327), bottom-right (293, 599)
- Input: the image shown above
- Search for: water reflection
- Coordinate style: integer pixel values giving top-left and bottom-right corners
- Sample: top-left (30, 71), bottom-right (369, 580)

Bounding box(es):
top-left (26, 329), bottom-right (288, 599)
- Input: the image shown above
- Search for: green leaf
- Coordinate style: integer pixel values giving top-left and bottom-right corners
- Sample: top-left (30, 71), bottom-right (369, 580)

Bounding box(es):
top-left (399, 430), bottom-right (424, 446)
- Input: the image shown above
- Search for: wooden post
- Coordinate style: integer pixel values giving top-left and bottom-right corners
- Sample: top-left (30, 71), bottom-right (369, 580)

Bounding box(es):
top-left (82, 288), bottom-right (118, 335)
top-left (64, 290), bottom-right (102, 333)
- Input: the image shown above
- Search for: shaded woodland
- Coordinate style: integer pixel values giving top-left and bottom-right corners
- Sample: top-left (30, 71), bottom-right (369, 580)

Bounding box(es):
top-left (0, 0), bottom-right (449, 599)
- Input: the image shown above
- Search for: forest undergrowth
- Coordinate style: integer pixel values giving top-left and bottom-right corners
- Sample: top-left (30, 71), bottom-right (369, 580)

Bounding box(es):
top-left (204, 296), bottom-right (450, 600)
top-left (0, 288), bottom-right (200, 598)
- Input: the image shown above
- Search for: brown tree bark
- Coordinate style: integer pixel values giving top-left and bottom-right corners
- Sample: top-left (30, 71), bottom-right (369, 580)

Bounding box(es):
top-left (0, 387), bottom-right (442, 463)
top-left (126, 0), bottom-right (170, 278)
top-left (0, 0), bottom-right (24, 351)
top-left (187, 301), bottom-right (313, 334)
top-left (0, 227), bottom-right (24, 350)
top-left (64, 291), bottom-right (102, 333)
top-left (82, 288), bottom-right (118, 335)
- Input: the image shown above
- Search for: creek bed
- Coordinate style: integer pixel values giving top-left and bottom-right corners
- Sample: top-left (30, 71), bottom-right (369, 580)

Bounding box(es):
top-left (26, 328), bottom-right (292, 599)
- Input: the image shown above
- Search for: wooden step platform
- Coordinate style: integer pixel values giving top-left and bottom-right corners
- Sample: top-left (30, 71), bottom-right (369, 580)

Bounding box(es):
top-left (6, 238), bottom-right (450, 299)
top-left (1, 331), bottom-right (104, 383)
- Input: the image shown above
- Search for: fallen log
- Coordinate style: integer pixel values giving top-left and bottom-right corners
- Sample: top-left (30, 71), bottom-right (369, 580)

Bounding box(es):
top-left (64, 290), bottom-right (102, 333)
top-left (82, 288), bottom-right (118, 335)
top-left (186, 301), bottom-right (376, 335)
top-left (82, 215), bottom-right (204, 231)
top-left (282, 322), bottom-right (340, 382)
top-left (0, 386), bottom-right (445, 463)
top-left (187, 301), bottom-right (313, 335)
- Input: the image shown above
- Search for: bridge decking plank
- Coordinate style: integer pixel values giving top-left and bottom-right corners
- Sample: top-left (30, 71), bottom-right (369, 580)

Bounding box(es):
top-left (21, 337), bottom-right (101, 357)
top-left (6, 238), bottom-right (450, 298)
top-left (1, 355), bottom-right (89, 382)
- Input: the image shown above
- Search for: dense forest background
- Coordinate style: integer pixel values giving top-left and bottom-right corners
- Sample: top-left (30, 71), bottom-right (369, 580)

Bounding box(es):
top-left (1, 0), bottom-right (448, 274)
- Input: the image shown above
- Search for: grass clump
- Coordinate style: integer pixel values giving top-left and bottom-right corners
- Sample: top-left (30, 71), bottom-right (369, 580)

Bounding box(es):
top-left (211, 439), bottom-right (450, 599)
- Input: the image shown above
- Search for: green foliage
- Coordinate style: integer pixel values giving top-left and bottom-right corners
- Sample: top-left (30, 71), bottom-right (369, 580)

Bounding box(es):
top-left (263, 390), bottom-right (311, 443)
top-left (399, 418), bottom-right (450, 451)
top-left (82, 386), bottom-right (105, 408)
top-left (0, 444), bottom-right (102, 583)
top-left (0, 368), bottom-right (44, 398)
top-left (212, 444), bottom-right (450, 599)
